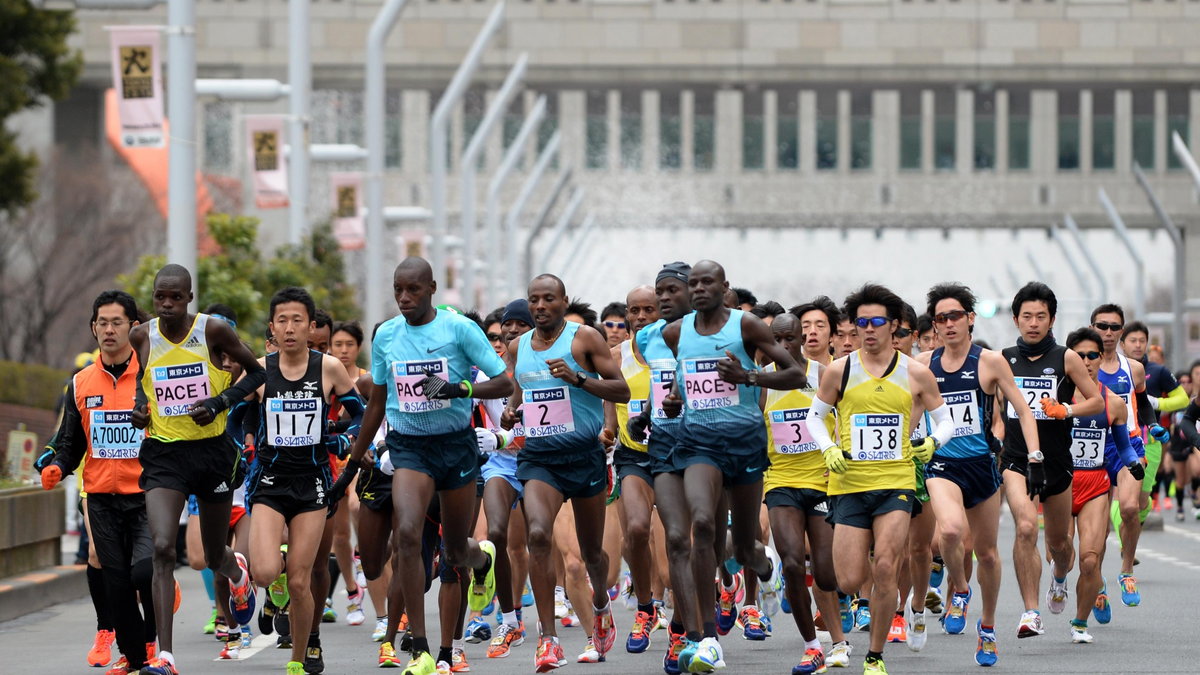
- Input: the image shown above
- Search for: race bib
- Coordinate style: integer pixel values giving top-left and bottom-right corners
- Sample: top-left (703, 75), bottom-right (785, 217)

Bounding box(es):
top-left (1070, 427), bottom-right (1106, 469)
top-left (944, 390), bottom-right (983, 438)
top-left (649, 361), bottom-right (676, 419)
top-left (1008, 376), bottom-right (1056, 420)
top-left (769, 408), bottom-right (819, 455)
top-left (850, 413), bottom-right (903, 461)
top-left (523, 386), bottom-right (575, 437)
top-left (90, 410), bottom-right (142, 459)
top-left (266, 397), bottom-right (321, 447)
top-left (392, 359), bottom-right (451, 413)
top-left (151, 362), bottom-right (211, 416)
top-left (682, 358), bottom-right (739, 410)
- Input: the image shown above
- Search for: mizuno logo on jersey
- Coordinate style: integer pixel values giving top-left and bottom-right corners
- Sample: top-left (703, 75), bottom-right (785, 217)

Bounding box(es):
top-left (303, 380), bottom-right (318, 391)
top-left (931, 462), bottom-right (945, 472)
top-left (961, 371), bottom-right (975, 379)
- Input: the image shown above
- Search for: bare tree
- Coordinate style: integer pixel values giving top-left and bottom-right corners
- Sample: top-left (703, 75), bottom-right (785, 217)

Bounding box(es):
top-left (0, 148), bottom-right (163, 366)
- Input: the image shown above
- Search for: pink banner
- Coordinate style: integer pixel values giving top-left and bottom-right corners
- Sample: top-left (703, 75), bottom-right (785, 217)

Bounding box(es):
top-left (245, 116), bottom-right (289, 209)
top-left (331, 172), bottom-right (365, 250)
top-left (108, 26), bottom-right (164, 148)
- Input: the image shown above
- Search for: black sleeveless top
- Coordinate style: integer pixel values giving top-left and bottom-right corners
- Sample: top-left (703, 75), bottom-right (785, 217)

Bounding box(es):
top-left (1000, 344), bottom-right (1075, 466)
top-left (257, 350), bottom-right (328, 470)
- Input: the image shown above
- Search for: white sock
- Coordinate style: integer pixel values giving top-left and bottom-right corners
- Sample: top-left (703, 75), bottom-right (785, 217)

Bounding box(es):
top-left (805, 639), bottom-right (821, 651)
top-left (158, 650), bottom-right (175, 665)
top-left (593, 597), bottom-right (610, 614)
top-left (501, 610), bottom-right (519, 628)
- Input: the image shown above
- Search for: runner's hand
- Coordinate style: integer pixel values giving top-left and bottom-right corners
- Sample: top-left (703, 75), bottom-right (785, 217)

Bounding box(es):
top-left (475, 428), bottom-right (499, 454)
top-left (1026, 461), bottom-right (1047, 499)
top-left (1127, 461), bottom-right (1146, 481)
top-left (1150, 425), bottom-right (1170, 442)
top-left (662, 390), bottom-right (683, 418)
top-left (1039, 398), bottom-right (1068, 420)
top-left (131, 403), bottom-right (149, 430)
top-left (379, 449), bottom-right (395, 475)
top-left (189, 397), bottom-right (224, 425)
top-left (822, 446), bottom-right (849, 474)
top-left (328, 464), bottom-right (358, 503)
top-left (716, 350), bottom-right (748, 384)
top-left (501, 407), bottom-right (522, 430)
top-left (912, 436), bottom-right (936, 464)
top-left (626, 405), bottom-right (651, 443)
top-left (546, 358), bottom-right (576, 385)
top-left (420, 374), bottom-right (466, 400)
top-left (599, 427), bottom-right (615, 448)
top-left (40, 464), bottom-right (62, 491)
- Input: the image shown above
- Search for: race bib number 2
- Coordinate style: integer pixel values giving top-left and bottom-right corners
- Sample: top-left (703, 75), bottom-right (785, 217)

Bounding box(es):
top-left (152, 362), bottom-right (211, 416)
top-left (850, 413), bottom-right (903, 461)
top-left (523, 386), bottom-right (575, 437)
top-left (682, 358), bottom-right (738, 410)
top-left (90, 410), bottom-right (143, 459)
top-left (392, 359), bottom-right (451, 413)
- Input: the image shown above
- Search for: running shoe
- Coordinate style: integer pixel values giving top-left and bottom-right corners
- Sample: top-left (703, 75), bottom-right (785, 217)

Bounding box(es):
top-left (887, 613), bottom-right (907, 643)
top-left (204, 607), bottom-right (217, 635)
top-left (929, 556), bottom-right (945, 589)
top-left (1093, 583), bottom-right (1112, 624)
top-left (553, 587), bottom-right (569, 620)
top-left (943, 587), bottom-right (971, 635)
top-left (863, 656), bottom-right (888, 673)
top-left (322, 598), bottom-right (336, 623)
top-left (1117, 573), bottom-right (1140, 607)
top-left (838, 595), bottom-right (853, 633)
top-left (277, 633), bottom-right (293, 649)
top-left (240, 627), bottom-right (252, 649)
top-left (269, 572), bottom-right (289, 609)
top-left (675, 638), bottom-right (698, 675)
top-left (401, 651), bottom-right (436, 675)
top-left (561, 607), bottom-right (581, 628)
top-left (1046, 565), bottom-right (1068, 614)
top-left (468, 541), bottom-right (497, 612)
top-left (260, 597), bottom-right (277, 635)
top-left (925, 586), bottom-right (944, 614)
top-left (274, 603), bottom-right (291, 646)
top-left (287, 662), bottom-right (305, 675)
top-left (577, 637), bottom-right (604, 663)
top-left (521, 583), bottom-right (535, 608)
top-left (1070, 620), bottom-right (1093, 644)
top-left (975, 620), bottom-right (997, 667)
top-left (450, 647), bottom-right (469, 673)
top-left (373, 617), bottom-right (388, 642)
top-left (827, 641), bottom-right (851, 668)
top-left (738, 606), bottom-right (769, 641)
top-left (379, 642), bottom-right (402, 668)
top-left (146, 643), bottom-right (156, 662)
top-left (347, 585), bottom-right (366, 626)
top-left (792, 647), bottom-right (827, 675)
top-left (1016, 610), bottom-right (1043, 638)
top-left (219, 637), bottom-right (240, 660)
top-left (717, 572), bottom-right (742, 635)
top-left (853, 603), bottom-right (871, 632)
top-left (626, 609), bottom-right (655, 653)
top-left (354, 554), bottom-right (367, 590)
top-left (305, 641), bottom-right (324, 674)
top-left (140, 658), bottom-right (179, 675)
top-left (227, 552), bottom-right (256, 626)
top-left (594, 602), bottom-right (616, 655)
top-left (487, 622), bottom-right (524, 658)
top-left (434, 660), bottom-right (452, 675)
top-left (173, 580), bottom-right (181, 614)
top-left (104, 656), bottom-right (131, 675)
top-left (88, 629), bottom-right (115, 666)
top-left (688, 637), bottom-right (725, 673)
top-left (621, 572), bottom-right (637, 611)
top-left (663, 626), bottom-right (685, 674)
top-left (464, 616), bottom-right (492, 644)
top-left (906, 608), bottom-right (927, 652)
top-left (535, 636), bottom-right (567, 672)
top-left (215, 622), bottom-right (231, 642)
top-left (758, 547), bottom-right (784, 618)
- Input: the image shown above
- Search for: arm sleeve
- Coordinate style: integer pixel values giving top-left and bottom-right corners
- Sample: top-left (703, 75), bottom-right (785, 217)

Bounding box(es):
top-left (806, 396), bottom-right (838, 451)
top-left (227, 400), bottom-right (252, 443)
top-left (927, 404), bottom-right (955, 449)
top-left (324, 391), bottom-right (365, 460)
top-left (1181, 402), bottom-right (1200, 448)
top-left (53, 382), bottom-right (88, 475)
top-left (215, 362), bottom-right (267, 412)
top-left (1135, 391), bottom-right (1158, 427)
top-left (1112, 423), bottom-right (1139, 467)
top-left (1159, 385), bottom-right (1190, 414)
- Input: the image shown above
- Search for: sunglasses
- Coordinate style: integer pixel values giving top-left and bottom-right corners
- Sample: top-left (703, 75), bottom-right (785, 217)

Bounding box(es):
top-left (1093, 321), bottom-right (1123, 332)
top-left (894, 327), bottom-right (913, 338)
top-left (1075, 350), bottom-right (1102, 361)
top-left (854, 316), bottom-right (889, 328)
top-left (604, 321), bottom-right (626, 330)
top-left (933, 309), bottom-right (968, 324)
top-left (487, 333), bottom-right (504, 343)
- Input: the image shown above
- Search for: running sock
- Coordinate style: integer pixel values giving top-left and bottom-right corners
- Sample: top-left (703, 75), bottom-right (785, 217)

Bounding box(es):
top-left (327, 555), bottom-right (340, 600)
top-left (1191, 476), bottom-right (1200, 494)
top-left (201, 567), bottom-right (216, 602)
top-left (452, 638), bottom-right (465, 652)
top-left (804, 638), bottom-right (821, 651)
top-left (1070, 618), bottom-right (1087, 629)
top-left (671, 620), bottom-right (686, 635)
top-left (437, 646), bottom-right (452, 664)
top-left (411, 637), bottom-right (430, 655)
top-left (702, 621), bottom-right (717, 639)
top-left (87, 564), bottom-right (113, 631)
top-left (857, 599), bottom-right (869, 609)
top-left (637, 602), bottom-right (655, 615)
top-left (308, 631), bottom-right (320, 646)
top-left (865, 650), bottom-right (883, 662)
top-left (980, 624), bottom-right (995, 633)
top-left (158, 651), bottom-right (175, 666)
top-left (685, 631), bottom-right (703, 643)
top-left (501, 610), bottom-right (519, 628)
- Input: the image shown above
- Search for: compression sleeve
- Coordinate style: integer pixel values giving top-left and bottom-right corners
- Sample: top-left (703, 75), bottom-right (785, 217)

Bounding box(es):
top-left (53, 381), bottom-right (88, 476)
top-left (1158, 385), bottom-right (1190, 414)
top-left (1135, 391), bottom-right (1158, 428)
top-left (1181, 402), bottom-right (1200, 448)
top-left (928, 404), bottom-right (955, 449)
top-left (806, 397), bottom-right (837, 450)
top-left (1112, 423), bottom-right (1139, 467)
top-left (213, 363), bottom-right (268, 413)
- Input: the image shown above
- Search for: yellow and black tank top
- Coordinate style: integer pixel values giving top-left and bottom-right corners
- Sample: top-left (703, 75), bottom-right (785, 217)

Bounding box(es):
top-left (143, 314), bottom-right (231, 442)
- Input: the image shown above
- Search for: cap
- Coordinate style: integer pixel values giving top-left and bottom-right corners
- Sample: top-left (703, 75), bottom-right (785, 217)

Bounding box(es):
top-left (501, 299), bottom-right (534, 327)
top-left (656, 261), bottom-right (691, 286)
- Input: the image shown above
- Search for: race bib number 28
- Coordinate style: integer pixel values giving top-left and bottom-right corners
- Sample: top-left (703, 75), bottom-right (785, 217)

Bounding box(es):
top-left (1008, 376), bottom-right (1055, 420)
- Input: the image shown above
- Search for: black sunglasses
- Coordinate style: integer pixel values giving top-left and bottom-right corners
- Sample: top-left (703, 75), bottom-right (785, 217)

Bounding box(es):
top-left (1075, 350), bottom-right (1101, 361)
top-left (894, 327), bottom-right (913, 338)
top-left (1093, 321), bottom-right (1123, 333)
top-left (933, 309), bottom-right (969, 324)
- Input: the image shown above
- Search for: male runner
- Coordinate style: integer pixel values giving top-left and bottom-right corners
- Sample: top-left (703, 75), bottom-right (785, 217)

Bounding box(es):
top-left (501, 274), bottom-right (629, 672)
top-left (129, 265), bottom-right (268, 675)
top-left (660, 260), bottom-right (798, 672)
top-left (835, 315), bottom-right (861, 358)
top-left (334, 258), bottom-right (510, 675)
top-left (918, 283), bottom-right (1040, 666)
top-left (601, 302), bottom-right (630, 347)
top-left (996, 282), bottom-right (1103, 640)
top-left (792, 297), bottom-right (840, 369)
top-left (42, 290), bottom-right (156, 674)
top-left (806, 283), bottom-right (954, 675)
top-left (240, 288), bottom-right (363, 675)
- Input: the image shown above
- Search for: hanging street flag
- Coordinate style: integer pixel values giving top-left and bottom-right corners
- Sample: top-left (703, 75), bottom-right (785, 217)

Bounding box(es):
top-left (108, 26), bottom-right (164, 148)
top-left (331, 172), bottom-right (365, 250)
top-left (245, 115), bottom-right (289, 209)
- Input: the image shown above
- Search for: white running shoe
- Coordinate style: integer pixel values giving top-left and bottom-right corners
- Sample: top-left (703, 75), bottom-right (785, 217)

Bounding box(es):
top-left (1046, 565), bottom-right (1069, 615)
top-left (906, 608), bottom-right (927, 652)
top-left (757, 546), bottom-right (784, 618)
top-left (554, 586), bottom-right (569, 620)
top-left (577, 637), bottom-right (602, 663)
top-left (346, 585), bottom-right (366, 626)
top-left (372, 617), bottom-right (388, 642)
top-left (1070, 624), bottom-right (1094, 644)
top-left (827, 641), bottom-right (852, 668)
top-left (1017, 610), bottom-right (1044, 638)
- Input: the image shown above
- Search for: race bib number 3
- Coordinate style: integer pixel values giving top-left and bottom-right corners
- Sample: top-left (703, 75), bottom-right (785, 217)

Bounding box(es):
top-left (392, 359), bottom-right (451, 413)
top-left (650, 367), bottom-right (675, 419)
top-left (770, 408), bottom-right (819, 454)
top-left (90, 410), bottom-right (143, 459)
top-left (1009, 376), bottom-right (1056, 420)
top-left (1070, 427), bottom-right (1106, 469)
top-left (152, 362), bottom-right (211, 416)
top-left (523, 386), bottom-right (575, 437)
top-left (266, 398), bottom-right (320, 447)
top-left (682, 358), bottom-right (738, 410)
top-left (944, 391), bottom-right (983, 438)
top-left (850, 413), bottom-right (903, 461)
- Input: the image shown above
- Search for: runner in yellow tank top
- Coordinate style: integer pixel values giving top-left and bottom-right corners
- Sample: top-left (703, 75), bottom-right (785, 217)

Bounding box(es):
top-left (805, 284), bottom-right (954, 675)
top-left (127, 264), bottom-right (269, 675)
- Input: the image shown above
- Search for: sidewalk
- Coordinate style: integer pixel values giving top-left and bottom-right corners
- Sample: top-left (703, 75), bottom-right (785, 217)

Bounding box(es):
top-left (0, 533), bottom-right (86, 623)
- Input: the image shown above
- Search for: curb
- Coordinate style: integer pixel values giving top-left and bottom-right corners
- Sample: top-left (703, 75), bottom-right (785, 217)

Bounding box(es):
top-left (0, 564), bottom-right (87, 623)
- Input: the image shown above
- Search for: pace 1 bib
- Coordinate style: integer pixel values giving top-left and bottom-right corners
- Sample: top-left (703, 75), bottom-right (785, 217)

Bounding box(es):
top-left (850, 413), bottom-right (904, 461)
top-left (1008, 376), bottom-right (1056, 421)
top-left (266, 397), bottom-right (321, 447)
top-left (392, 359), bottom-right (451, 413)
top-left (151, 362), bottom-right (212, 416)
top-left (1070, 427), bottom-right (1106, 469)
top-left (769, 408), bottom-right (819, 455)
top-left (523, 386), bottom-right (575, 437)
top-left (682, 358), bottom-right (739, 410)
top-left (90, 410), bottom-right (143, 459)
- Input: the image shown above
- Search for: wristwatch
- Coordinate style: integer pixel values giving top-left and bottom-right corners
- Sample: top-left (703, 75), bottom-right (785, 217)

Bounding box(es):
top-left (1028, 450), bottom-right (1045, 463)
top-left (746, 370), bottom-right (759, 386)
top-left (574, 371), bottom-right (587, 388)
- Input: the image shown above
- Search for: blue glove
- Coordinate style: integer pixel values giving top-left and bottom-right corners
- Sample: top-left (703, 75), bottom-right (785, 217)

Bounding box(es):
top-left (1150, 425), bottom-right (1170, 442)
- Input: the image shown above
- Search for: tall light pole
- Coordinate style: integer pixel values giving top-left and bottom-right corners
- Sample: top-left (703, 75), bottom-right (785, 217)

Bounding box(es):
top-left (166, 0), bottom-right (197, 307)
top-left (287, 0), bottom-right (311, 246)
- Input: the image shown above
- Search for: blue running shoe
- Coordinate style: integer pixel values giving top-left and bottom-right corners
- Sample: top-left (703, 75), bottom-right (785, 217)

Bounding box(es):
top-left (521, 583), bottom-right (535, 608)
top-left (853, 603), bottom-right (871, 633)
top-left (929, 556), bottom-right (945, 589)
top-left (943, 587), bottom-right (971, 635)
top-left (663, 625), bottom-right (685, 674)
top-left (839, 595), bottom-right (853, 633)
top-left (464, 616), bottom-right (492, 643)
top-left (481, 598), bottom-right (497, 616)
top-left (1117, 573), bottom-right (1140, 607)
top-left (781, 596), bottom-right (791, 614)
top-left (227, 552), bottom-right (257, 627)
top-left (715, 601), bottom-right (736, 636)
top-left (723, 557), bottom-right (743, 576)
top-left (1093, 583), bottom-right (1112, 624)
top-left (676, 639), bottom-right (699, 674)
top-left (738, 606), bottom-right (769, 641)
top-left (974, 620), bottom-right (997, 667)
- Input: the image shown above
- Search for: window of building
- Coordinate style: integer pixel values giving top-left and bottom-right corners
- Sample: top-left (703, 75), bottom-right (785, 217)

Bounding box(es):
top-left (974, 90), bottom-right (995, 170)
top-left (660, 91), bottom-right (682, 170)
top-left (1167, 89), bottom-right (1189, 171)
top-left (1008, 89), bottom-right (1030, 171)
top-left (694, 92), bottom-right (715, 171)
top-left (850, 90), bottom-right (871, 170)
top-left (1132, 90), bottom-right (1154, 170)
top-left (777, 91), bottom-right (799, 170)
top-left (1092, 90), bottom-right (1115, 170)
top-left (934, 90), bottom-right (955, 170)
top-left (620, 92), bottom-right (642, 170)
top-left (1058, 89), bottom-right (1080, 171)
top-left (815, 91), bottom-right (837, 170)
top-left (585, 90), bottom-right (607, 170)
top-left (742, 91), bottom-right (765, 170)
top-left (899, 92), bottom-right (921, 170)
top-left (202, 101), bottom-right (232, 173)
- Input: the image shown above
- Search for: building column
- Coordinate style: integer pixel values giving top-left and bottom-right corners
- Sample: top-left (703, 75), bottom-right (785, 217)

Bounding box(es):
top-left (402, 89), bottom-right (429, 176)
top-left (681, 89), bottom-right (695, 173)
top-left (1030, 89), bottom-right (1057, 177)
top-left (955, 89), bottom-right (974, 175)
top-left (716, 88), bottom-right (742, 175)
top-left (522, 90), bottom-right (538, 171)
top-left (1154, 89), bottom-right (1168, 174)
top-left (872, 90), bottom-right (898, 178)
top-left (449, 99), bottom-right (464, 173)
top-left (836, 90), bottom-right (850, 174)
top-left (995, 89), bottom-right (1009, 174)
top-left (606, 89), bottom-right (620, 171)
top-left (1115, 89), bottom-right (1132, 175)
top-left (799, 90), bottom-right (815, 175)
top-left (1080, 89), bottom-right (1093, 175)
top-left (642, 89), bottom-right (659, 173)
top-left (560, 90), bottom-right (585, 172)
top-left (1189, 90), bottom-right (1200, 159)
top-left (920, 89), bottom-right (934, 174)
top-left (764, 90), bottom-right (778, 173)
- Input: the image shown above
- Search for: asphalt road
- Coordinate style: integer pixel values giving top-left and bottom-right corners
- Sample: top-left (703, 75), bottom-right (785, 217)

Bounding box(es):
top-left (5, 505), bottom-right (1200, 674)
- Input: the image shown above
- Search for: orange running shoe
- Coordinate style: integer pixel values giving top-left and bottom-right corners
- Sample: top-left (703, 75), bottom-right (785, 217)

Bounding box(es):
top-left (888, 613), bottom-right (908, 643)
top-left (88, 629), bottom-right (115, 667)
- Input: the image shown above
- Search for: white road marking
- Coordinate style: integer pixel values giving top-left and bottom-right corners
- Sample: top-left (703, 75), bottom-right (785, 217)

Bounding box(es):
top-left (212, 634), bottom-right (277, 661)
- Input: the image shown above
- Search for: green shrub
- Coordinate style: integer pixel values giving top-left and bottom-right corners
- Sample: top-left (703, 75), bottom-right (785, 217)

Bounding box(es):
top-left (0, 360), bottom-right (69, 411)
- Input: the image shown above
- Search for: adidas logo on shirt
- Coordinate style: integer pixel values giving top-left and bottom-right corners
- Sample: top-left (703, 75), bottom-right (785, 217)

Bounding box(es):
top-left (213, 481), bottom-right (229, 493)
top-left (184, 335), bottom-right (202, 348)
top-left (874, 385), bottom-right (885, 393)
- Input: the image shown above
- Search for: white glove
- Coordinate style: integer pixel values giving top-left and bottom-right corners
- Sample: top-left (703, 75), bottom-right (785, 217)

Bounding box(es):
top-left (379, 449), bottom-right (395, 476)
top-left (476, 427), bottom-right (498, 454)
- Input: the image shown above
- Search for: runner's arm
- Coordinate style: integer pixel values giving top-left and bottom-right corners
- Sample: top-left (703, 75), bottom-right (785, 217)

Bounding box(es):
top-left (987, 352), bottom-right (1040, 454)
top-left (565, 325), bottom-right (630, 404)
top-left (1152, 385), bottom-right (1190, 415)
top-left (130, 325), bottom-right (151, 428)
top-left (1180, 400), bottom-right (1200, 449)
top-left (50, 381), bottom-right (87, 476)
top-left (1063, 349), bottom-right (1104, 417)
top-left (200, 320), bottom-right (267, 415)
top-left (1110, 395), bottom-right (1140, 468)
top-left (731, 313), bottom-right (806, 391)
top-left (344, 383), bottom-right (388, 469)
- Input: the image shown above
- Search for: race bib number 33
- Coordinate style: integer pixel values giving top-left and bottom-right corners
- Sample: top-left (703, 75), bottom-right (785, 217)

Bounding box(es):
top-left (850, 413), bottom-right (903, 461)
top-left (152, 362), bottom-right (211, 416)
top-left (267, 398), bottom-right (320, 447)
top-left (682, 358), bottom-right (738, 410)
top-left (1070, 427), bottom-right (1106, 469)
top-left (90, 410), bottom-right (143, 459)
top-left (523, 386), bottom-right (575, 437)
top-left (392, 359), bottom-right (451, 413)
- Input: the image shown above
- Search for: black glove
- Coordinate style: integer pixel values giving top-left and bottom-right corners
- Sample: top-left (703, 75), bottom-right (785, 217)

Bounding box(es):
top-left (626, 403), bottom-right (651, 443)
top-left (1026, 461), bottom-right (1047, 499)
top-left (419, 374), bottom-right (466, 400)
top-left (328, 463), bottom-right (359, 504)
top-left (1127, 462), bottom-right (1146, 481)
